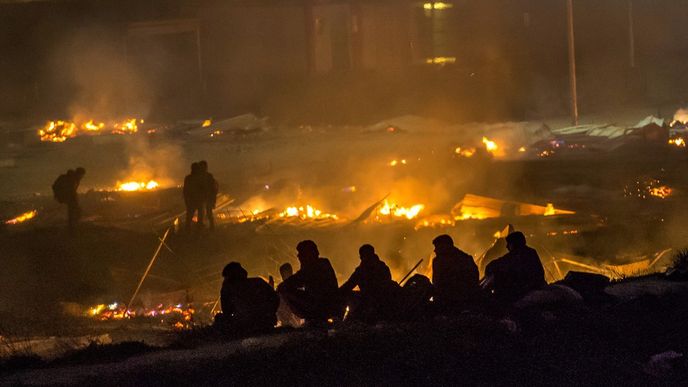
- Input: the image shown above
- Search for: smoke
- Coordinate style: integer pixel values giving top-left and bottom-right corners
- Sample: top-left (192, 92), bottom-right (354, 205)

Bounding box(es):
top-left (119, 136), bottom-right (185, 189)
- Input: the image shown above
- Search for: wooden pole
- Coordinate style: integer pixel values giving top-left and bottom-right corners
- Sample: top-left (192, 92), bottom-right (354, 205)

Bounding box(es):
top-left (398, 259), bottom-right (423, 285)
top-left (125, 227), bottom-right (171, 316)
top-left (566, 0), bottom-right (579, 126)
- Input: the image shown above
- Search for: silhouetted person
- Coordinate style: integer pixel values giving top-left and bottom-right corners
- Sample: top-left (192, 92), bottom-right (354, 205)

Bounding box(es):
top-left (52, 167), bottom-right (85, 231)
top-left (217, 262), bottom-right (279, 333)
top-left (483, 231), bottom-right (547, 304)
top-left (276, 262), bottom-right (302, 327)
top-left (432, 234), bottom-right (480, 314)
top-left (279, 263), bottom-right (294, 282)
top-left (277, 240), bottom-right (339, 325)
top-left (183, 162), bottom-right (204, 231)
top-left (198, 160), bottom-right (219, 231)
top-left (340, 244), bottom-right (400, 323)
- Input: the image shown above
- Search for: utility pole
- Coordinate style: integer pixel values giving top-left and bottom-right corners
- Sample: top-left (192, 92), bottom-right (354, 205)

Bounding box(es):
top-left (628, 0), bottom-right (636, 68)
top-left (566, 0), bottom-right (579, 126)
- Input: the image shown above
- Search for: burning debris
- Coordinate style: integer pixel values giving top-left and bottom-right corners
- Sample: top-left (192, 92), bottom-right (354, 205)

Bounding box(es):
top-left (4, 210), bottom-right (37, 225)
top-left (86, 302), bottom-right (195, 329)
top-left (452, 194), bottom-right (574, 220)
top-left (278, 205), bottom-right (339, 221)
top-left (376, 200), bottom-right (424, 220)
top-left (625, 178), bottom-right (674, 200)
top-left (37, 118), bottom-right (144, 142)
top-left (116, 180), bottom-right (160, 192)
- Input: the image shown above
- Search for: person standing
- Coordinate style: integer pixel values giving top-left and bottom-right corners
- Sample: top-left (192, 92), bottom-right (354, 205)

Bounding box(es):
top-left (52, 167), bottom-right (85, 232)
top-left (198, 160), bottom-right (218, 231)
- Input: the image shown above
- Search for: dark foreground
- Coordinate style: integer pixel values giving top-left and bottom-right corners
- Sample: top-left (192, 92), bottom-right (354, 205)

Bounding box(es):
top-left (2, 287), bottom-right (688, 386)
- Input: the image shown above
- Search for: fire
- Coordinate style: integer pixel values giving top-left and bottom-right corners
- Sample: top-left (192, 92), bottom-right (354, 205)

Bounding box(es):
top-left (86, 302), bottom-right (195, 327)
top-left (82, 120), bottom-right (105, 132)
top-left (378, 200), bottom-right (424, 220)
top-left (5, 210), bottom-right (37, 225)
top-left (38, 120), bottom-right (78, 142)
top-left (455, 147), bottom-right (476, 158)
top-left (278, 205), bottom-right (338, 220)
top-left (389, 159), bottom-right (407, 167)
top-left (649, 185), bottom-right (672, 199)
top-left (202, 119), bottom-right (212, 127)
top-left (113, 118), bottom-right (139, 134)
top-left (482, 136), bottom-right (498, 152)
top-left (544, 203), bottom-right (556, 216)
top-left (671, 108), bottom-right (688, 126)
top-left (116, 180), bottom-right (159, 192)
top-left (669, 137), bottom-right (686, 147)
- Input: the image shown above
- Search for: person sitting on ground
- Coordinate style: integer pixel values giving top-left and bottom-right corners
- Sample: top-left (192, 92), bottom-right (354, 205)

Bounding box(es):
top-left (216, 262), bottom-right (279, 333)
top-left (340, 244), bottom-right (400, 323)
top-left (431, 234), bottom-right (480, 314)
top-left (483, 231), bottom-right (547, 304)
top-left (277, 240), bottom-right (339, 325)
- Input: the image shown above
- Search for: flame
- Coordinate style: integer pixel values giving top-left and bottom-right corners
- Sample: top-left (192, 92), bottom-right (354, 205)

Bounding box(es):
top-left (482, 136), bottom-right (498, 152)
top-left (649, 185), bottom-right (672, 199)
top-left (202, 119), bottom-right (212, 127)
top-left (278, 205), bottom-right (338, 220)
top-left (82, 120), bottom-right (105, 132)
top-left (389, 159), bottom-right (407, 167)
top-left (669, 137), bottom-right (686, 147)
top-left (38, 120), bottom-right (78, 142)
top-left (378, 200), bottom-right (424, 219)
top-left (455, 147), bottom-right (476, 158)
top-left (5, 210), bottom-right (37, 225)
top-left (113, 118), bottom-right (139, 134)
top-left (671, 108), bottom-right (688, 126)
top-left (116, 180), bottom-right (159, 192)
top-left (423, 2), bottom-right (454, 10)
top-left (518, 146), bottom-right (526, 152)
top-left (544, 203), bottom-right (556, 216)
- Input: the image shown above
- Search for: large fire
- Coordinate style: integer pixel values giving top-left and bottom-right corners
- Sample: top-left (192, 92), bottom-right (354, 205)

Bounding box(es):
top-left (38, 118), bottom-right (143, 142)
top-left (38, 120), bottom-right (78, 142)
top-left (116, 180), bottom-right (160, 192)
top-left (378, 200), bottom-right (424, 220)
top-left (278, 205), bottom-right (339, 220)
top-left (5, 210), bottom-right (37, 225)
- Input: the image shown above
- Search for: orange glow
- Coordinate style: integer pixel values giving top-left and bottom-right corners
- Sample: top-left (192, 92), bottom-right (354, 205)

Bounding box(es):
top-left (113, 118), bottom-right (139, 134)
top-left (278, 205), bottom-right (338, 220)
top-left (116, 180), bottom-right (159, 192)
top-left (378, 200), bottom-right (424, 220)
top-left (669, 137), bottom-right (686, 147)
top-left (5, 210), bottom-right (37, 225)
top-left (38, 120), bottom-right (78, 142)
top-left (82, 120), bottom-right (105, 132)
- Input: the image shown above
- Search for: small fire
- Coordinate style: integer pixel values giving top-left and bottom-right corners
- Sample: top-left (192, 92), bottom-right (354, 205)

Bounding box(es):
top-left (113, 118), bottom-right (139, 134)
top-left (671, 108), bottom-right (688, 126)
top-left (454, 147), bottom-right (476, 158)
top-left (669, 137), bottom-right (686, 147)
top-left (82, 120), bottom-right (105, 132)
top-left (482, 136), bottom-right (498, 152)
top-left (378, 200), bottom-right (424, 219)
top-left (389, 159), bottom-right (407, 167)
top-left (649, 185), bottom-right (672, 199)
top-left (38, 120), bottom-right (78, 142)
top-left (202, 119), bottom-right (212, 127)
top-left (5, 210), bottom-right (37, 225)
top-left (116, 180), bottom-right (159, 192)
top-left (279, 205), bottom-right (338, 220)
top-left (544, 203), bottom-right (556, 216)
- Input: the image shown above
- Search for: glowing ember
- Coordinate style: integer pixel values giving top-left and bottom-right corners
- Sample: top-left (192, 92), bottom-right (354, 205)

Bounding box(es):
top-left (669, 137), bottom-right (686, 147)
top-left (38, 120), bottom-right (78, 142)
top-left (455, 147), bottom-right (476, 158)
top-left (202, 119), bottom-right (212, 127)
top-left (389, 159), bottom-right (408, 167)
top-left (423, 2), bottom-right (454, 10)
top-left (378, 200), bottom-right (424, 219)
top-left (5, 210), bottom-right (37, 225)
top-left (82, 120), bottom-right (105, 132)
top-left (278, 205), bottom-right (338, 220)
top-left (518, 146), bottom-right (527, 152)
top-left (116, 180), bottom-right (159, 192)
top-left (649, 185), bottom-right (673, 199)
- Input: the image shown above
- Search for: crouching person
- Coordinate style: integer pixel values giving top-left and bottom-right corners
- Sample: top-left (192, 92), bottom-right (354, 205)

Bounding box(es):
top-left (340, 244), bottom-right (401, 323)
top-left (277, 240), bottom-right (340, 326)
top-left (215, 262), bottom-right (279, 334)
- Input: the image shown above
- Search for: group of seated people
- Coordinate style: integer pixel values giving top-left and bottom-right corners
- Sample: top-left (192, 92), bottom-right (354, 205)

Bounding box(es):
top-left (215, 231), bottom-right (547, 332)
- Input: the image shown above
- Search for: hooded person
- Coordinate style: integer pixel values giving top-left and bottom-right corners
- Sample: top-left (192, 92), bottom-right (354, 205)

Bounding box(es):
top-left (217, 262), bottom-right (279, 332)
top-left (431, 234), bottom-right (480, 314)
